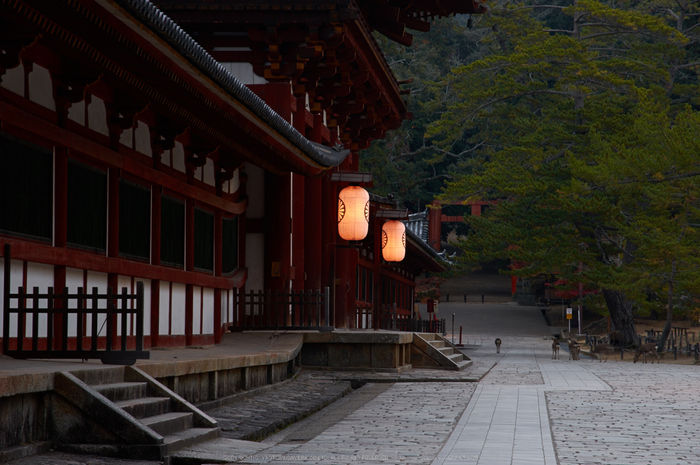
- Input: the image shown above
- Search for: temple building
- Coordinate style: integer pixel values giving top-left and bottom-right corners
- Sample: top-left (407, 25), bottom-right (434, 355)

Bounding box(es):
top-left (0, 0), bottom-right (484, 356)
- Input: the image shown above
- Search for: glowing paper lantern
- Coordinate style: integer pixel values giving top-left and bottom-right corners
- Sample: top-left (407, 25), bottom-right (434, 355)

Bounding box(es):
top-left (382, 220), bottom-right (406, 262)
top-left (338, 186), bottom-right (369, 241)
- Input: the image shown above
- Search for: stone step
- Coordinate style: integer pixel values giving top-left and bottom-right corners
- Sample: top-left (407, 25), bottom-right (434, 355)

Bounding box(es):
top-left (163, 427), bottom-right (220, 455)
top-left (438, 347), bottom-right (455, 356)
top-left (454, 359), bottom-right (472, 371)
top-left (142, 412), bottom-right (194, 436)
top-left (93, 381), bottom-right (148, 402)
top-left (116, 396), bottom-right (171, 419)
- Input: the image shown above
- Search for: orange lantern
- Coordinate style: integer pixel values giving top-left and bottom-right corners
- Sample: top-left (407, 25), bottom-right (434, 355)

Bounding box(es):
top-left (338, 186), bottom-right (369, 241)
top-left (382, 220), bottom-right (406, 262)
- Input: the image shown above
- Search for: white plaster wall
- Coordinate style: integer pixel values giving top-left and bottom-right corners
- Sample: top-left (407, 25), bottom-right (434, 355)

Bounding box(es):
top-left (158, 282), bottom-right (171, 336)
top-left (201, 287), bottom-right (214, 334)
top-left (245, 233), bottom-right (265, 293)
top-left (140, 280), bottom-right (152, 337)
top-left (24, 263), bottom-right (54, 338)
top-left (87, 96), bottom-right (109, 136)
top-left (120, 127), bottom-right (134, 148)
top-left (245, 162), bottom-right (265, 218)
top-left (0, 64), bottom-right (24, 95)
top-left (115, 275), bottom-right (151, 337)
top-left (134, 120), bottom-right (152, 157)
top-left (162, 148), bottom-right (171, 168)
top-left (171, 282), bottom-right (186, 335)
top-left (220, 61), bottom-right (267, 85)
top-left (173, 141), bottom-right (186, 173)
top-left (192, 286), bottom-right (201, 334)
top-left (85, 271), bottom-right (108, 338)
top-left (190, 286), bottom-right (215, 335)
top-left (65, 268), bottom-right (84, 338)
top-left (28, 64), bottom-right (55, 111)
top-left (68, 100), bottom-right (85, 125)
top-left (222, 289), bottom-right (235, 326)
top-left (224, 169), bottom-right (240, 194)
top-left (116, 276), bottom-right (131, 337)
top-left (0, 259), bottom-right (25, 337)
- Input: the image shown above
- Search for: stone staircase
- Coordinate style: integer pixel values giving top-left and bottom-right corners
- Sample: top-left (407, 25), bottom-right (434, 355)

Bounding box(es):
top-left (411, 333), bottom-right (472, 370)
top-left (52, 366), bottom-right (218, 461)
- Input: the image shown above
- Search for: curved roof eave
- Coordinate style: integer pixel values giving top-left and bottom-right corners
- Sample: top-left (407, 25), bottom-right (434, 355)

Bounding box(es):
top-left (406, 228), bottom-right (448, 272)
top-left (114, 0), bottom-right (351, 170)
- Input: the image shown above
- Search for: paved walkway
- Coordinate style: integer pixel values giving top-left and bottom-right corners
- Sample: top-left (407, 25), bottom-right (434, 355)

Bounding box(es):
top-left (7, 304), bottom-right (700, 465)
top-left (178, 333), bottom-right (700, 465)
top-left (432, 337), bottom-right (611, 465)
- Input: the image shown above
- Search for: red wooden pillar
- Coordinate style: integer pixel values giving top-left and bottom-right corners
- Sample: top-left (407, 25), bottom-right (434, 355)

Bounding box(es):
top-left (471, 203), bottom-right (482, 217)
top-left (292, 173), bottom-right (305, 292)
top-left (53, 147), bottom-right (68, 349)
top-left (107, 167), bottom-right (120, 348)
top-left (185, 198), bottom-right (195, 346)
top-left (335, 247), bottom-right (357, 329)
top-left (428, 202), bottom-right (442, 252)
top-left (372, 215), bottom-right (382, 330)
top-left (150, 187), bottom-right (161, 348)
top-left (293, 96), bottom-right (306, 135)
top-left (304, 111), bottom-right (324, 292)
top-left (54, 148), bottom-right (68, 248)
top-left (265, 171), bottom-right (291, 294)
top-left (321, 175), bottom-right (335, 326)
top-left (304, 178), bottom-right (323, 291)
top-left (214, 210), bottom-right (223, 343)
top-left (291, 96), bottom-right (307, 294)
top-left (237, 174), bottom-right (247, 322)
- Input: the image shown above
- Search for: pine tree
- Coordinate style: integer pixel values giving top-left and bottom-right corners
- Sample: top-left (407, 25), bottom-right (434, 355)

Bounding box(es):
top-left (426, 0), bottom-right (700, 347)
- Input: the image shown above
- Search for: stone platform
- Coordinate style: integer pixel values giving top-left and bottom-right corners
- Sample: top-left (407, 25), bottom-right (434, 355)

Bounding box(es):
top-left (0, 329), bottom-right (432, 462)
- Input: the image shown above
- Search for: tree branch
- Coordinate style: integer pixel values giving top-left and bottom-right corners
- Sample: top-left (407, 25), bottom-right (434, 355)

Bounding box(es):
top-left (683, 23), bottom-right (700, 33)
top-left (581, 30), bottom-right (650, 40)
top-left (543, 29), bottom-right (574, 34)
top-left (596, 226), bottom-right (636, 260)
top-left (675, 60), bottom-right (700, 69)
top-left (452, 89), bottom-right (575, 124)
top-left (507, 4), bottom-right (566, 10)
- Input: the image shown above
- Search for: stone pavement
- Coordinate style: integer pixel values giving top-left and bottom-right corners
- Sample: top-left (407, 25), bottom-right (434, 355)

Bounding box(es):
top-left (177, 334), bottom-right (700, 465)
top-left (8, 305), bottom-right (700, 465)
top-left (206, 374), bottom-right (354, 441)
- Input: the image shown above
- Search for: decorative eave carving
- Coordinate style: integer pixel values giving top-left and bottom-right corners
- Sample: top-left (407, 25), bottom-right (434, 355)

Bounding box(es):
top-left (0, 0), bottom-right (350, 176)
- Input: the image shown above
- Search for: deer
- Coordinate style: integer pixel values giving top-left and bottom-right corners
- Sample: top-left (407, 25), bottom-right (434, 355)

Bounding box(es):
top-left (551, 337), bottom-right (560, 359)
top-left (633, 343), bottom-right (660, 364)
top-left (591, 343), bottom-right (618, 362)
top-left (567, 339), bottom-right (580, 360)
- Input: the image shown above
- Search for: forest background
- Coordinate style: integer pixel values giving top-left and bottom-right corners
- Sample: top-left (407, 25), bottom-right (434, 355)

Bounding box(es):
top-left (360, 0), bottom-right (700, 349)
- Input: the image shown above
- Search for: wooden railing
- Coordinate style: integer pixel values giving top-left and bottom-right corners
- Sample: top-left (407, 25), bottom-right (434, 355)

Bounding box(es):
top-left (354, 302), bottom-right (373, 329)
top-left (2, 244), bottom-right (149, 365)
top-left (379, 304), bottom-right (445, 334)
top-left (230, 287), bottom-right (332, 332)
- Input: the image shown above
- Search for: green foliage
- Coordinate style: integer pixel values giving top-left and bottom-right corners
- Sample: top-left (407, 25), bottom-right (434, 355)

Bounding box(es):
top-left (422, 0), bottom-right (700, 326)
top-left (360, 17), bottom-right (487, 211)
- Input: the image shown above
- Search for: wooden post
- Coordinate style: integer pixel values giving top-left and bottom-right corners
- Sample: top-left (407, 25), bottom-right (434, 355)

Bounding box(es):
top-left (3, 244), bottom-right (10, 354)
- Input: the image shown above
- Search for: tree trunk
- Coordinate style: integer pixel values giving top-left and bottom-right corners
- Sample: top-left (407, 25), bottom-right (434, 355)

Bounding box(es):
top-left (656, 259), bottom-right (676, 353)
top-left (601, 288), bottom-right (637, 347)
